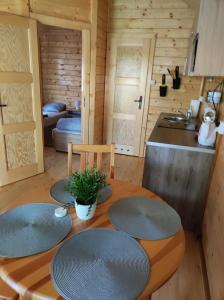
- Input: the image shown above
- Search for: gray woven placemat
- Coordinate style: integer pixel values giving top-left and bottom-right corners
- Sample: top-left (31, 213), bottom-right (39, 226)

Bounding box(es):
top-left (0, 203), bottom-right (72, 258)
top-left (50, 179), bottom-right (112, 205)
top-left (109, 196), bottom-right (181, 240)
top-left (97, 185), bottom-right (112, 204)
top-left (50, 178), bottom-right (75, 205)
top-left (52, 228), bottom-right (150, 300)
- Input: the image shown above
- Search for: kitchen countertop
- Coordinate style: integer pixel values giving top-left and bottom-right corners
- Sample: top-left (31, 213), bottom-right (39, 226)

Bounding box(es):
top-left (147, 113), bottom-right (215, 154)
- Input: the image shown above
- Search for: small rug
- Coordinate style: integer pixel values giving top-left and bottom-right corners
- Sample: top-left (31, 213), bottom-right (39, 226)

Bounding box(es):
top-left (0, 203), bottom-right (72, 258)
top-left (109, 196), bottom-right (181, 240)
top-left (51, 228), bottom-right (150, 300)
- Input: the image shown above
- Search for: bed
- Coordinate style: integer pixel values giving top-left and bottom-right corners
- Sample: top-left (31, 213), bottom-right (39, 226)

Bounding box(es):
top-left (43, 111), bottom-right (68, 127)
top-left (52, 117), bottom-right (81, 152)
top-left (42, 102), bottom-right (68, 146)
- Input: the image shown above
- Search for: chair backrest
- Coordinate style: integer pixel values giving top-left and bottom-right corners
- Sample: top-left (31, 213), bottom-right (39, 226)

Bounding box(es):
top-left (68, 143), bottom-right (115, 178)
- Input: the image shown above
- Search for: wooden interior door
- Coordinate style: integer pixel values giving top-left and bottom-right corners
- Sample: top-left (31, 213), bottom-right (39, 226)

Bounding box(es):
top-left (104, 34), bottom-right (153, 156)
top-left (0, 14), bottom-right (44, 186)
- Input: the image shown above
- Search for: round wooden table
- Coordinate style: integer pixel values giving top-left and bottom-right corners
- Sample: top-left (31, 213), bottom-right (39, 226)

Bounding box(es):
top-left (0, 179), bottom-right (185, 300)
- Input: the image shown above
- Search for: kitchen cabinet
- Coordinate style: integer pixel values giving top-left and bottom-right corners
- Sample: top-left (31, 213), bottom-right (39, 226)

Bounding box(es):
top-left (142, 113), bottom-right (215, 232)
top-left (185, 0), bottom-right (224, 76)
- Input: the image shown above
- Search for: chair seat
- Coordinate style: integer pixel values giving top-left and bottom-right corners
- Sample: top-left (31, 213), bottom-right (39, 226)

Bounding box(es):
top-left (0, 278), bottom-right (18, 300)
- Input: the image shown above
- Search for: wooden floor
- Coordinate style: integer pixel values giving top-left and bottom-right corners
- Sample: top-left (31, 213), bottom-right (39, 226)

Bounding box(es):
top-left (0, 147), bottom-right (207, 300)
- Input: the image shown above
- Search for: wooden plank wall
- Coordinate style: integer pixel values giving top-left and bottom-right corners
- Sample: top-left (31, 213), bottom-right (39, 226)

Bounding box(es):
top-left (0, 0), bottom-right (29, 16)
top-left (108, 0), bottom-right (201, 142)
top-left (29, 0), bottom-right (91, 23)
top-left (202, 135), bottom-right (224, 300)
top-left (39, 25), bottom-right (82, 107)
top-left (0, 1), bottom-right (91, 23)
top-left (109, 1), bottom-right (224, 141)
top-left (94, 0), bottom-right (108, 144)
top-left (202, 83), bottom-right (224, 300)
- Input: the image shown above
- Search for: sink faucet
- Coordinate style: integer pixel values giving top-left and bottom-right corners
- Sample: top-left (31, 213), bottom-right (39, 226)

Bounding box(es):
top-left (178, 109), bottom-right (192, 121)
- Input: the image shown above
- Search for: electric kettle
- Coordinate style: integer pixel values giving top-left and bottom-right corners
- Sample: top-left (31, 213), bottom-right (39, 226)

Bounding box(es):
top-left (198, 108), bottom-right (217, 146)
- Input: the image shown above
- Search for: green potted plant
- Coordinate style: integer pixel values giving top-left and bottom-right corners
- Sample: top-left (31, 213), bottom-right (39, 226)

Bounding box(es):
top-left (66, 168), bottom-right (107, 220)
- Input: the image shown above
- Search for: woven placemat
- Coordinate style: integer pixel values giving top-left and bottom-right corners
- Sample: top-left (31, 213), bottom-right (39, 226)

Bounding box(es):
top-left (52, 228), bottom-right (150, 300)
top-left (50, 179), bottom-right (112, 205)
top-left (50, 178), bottom-right (75, 206)
top-left (97, 185), bottom-right (112, 204)
top-left (0, 203), bottom-right (72, 258)
top-left (109, 196), bottom-right (181, 240)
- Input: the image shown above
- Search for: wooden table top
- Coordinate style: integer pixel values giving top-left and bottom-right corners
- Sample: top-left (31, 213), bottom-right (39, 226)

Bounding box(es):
top-left (0, 179), bottom-right (185, 300)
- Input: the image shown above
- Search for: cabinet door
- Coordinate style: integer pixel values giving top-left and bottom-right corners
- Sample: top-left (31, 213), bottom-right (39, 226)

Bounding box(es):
top-left (104, 34), bottom-right (153, 156)
top-left (194, 0), bottom-right (224, 76)
top-left (142, 145), bottom-right (214, 232)
top-left (0, 14), bottom-right (44, 186)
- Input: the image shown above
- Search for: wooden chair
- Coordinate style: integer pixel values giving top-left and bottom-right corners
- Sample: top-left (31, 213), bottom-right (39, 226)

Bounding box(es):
top-left (68, 143), bottom-right (115, 178)
top-left (0, 278), bottom-right (18, 300)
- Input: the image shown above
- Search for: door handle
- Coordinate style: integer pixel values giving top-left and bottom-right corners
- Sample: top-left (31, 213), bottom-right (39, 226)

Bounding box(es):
top-left (134, 96), bottom-right (143, 109)
top-left (0, 93), bottom-right (7, 107)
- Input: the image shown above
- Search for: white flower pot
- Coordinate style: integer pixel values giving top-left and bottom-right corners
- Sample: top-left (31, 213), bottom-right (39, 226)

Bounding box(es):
top-left (75, 200), bottom-right (97, 220)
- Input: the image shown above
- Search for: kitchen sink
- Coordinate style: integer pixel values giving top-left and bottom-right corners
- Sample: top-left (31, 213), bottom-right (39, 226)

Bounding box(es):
top-left (164, 115), bottom-right (187, 122)
top-left (157, 114), bottom-right (198, 131)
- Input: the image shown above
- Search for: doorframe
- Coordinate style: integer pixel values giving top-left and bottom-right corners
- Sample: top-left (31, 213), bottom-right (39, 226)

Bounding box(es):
top-left (104, 33), bottom-right (156, 157)
top-left (30, 13), bottom-right (91, 145)
top-left (139, 37), bottom-right (156, 157)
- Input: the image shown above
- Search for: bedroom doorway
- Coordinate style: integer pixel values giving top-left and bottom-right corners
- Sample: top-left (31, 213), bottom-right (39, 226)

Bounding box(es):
top-left (37, 20), bottom-right (90, 155)
top-left (39, 24), bottom-right (82, 151)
